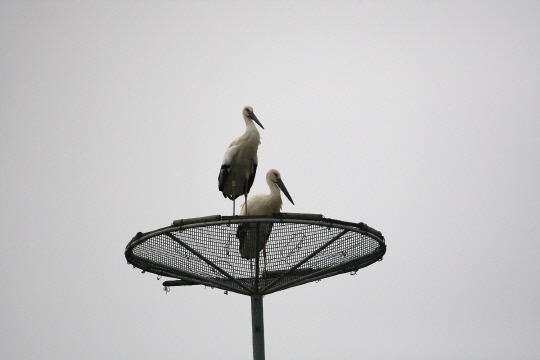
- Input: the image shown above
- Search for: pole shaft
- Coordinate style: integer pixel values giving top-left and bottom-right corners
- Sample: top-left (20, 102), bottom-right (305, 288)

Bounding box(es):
top-left (251, 295), bottom-right (265, 360)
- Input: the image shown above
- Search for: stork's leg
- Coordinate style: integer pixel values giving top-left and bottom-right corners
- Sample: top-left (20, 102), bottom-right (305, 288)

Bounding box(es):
top-left (244, 178), bottom-right (249, 214)
top-left (232, 173), bottom-right (236, 216)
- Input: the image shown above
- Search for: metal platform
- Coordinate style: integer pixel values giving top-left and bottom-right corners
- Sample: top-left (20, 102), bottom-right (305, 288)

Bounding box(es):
top-left (125, 213), bottom-right (386, 296)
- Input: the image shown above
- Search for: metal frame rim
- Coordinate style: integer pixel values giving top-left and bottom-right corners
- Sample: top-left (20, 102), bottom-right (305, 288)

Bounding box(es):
top-left (127, 213), bottom-right (385, 249)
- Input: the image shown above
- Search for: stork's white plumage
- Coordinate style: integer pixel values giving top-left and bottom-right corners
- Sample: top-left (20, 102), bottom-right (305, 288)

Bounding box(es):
top-left (218, 106), bottom-right (264, 215)
top-left (237, 169), bottom-right (294, 260)
top-left (239, 169), bottom-right (294, 217)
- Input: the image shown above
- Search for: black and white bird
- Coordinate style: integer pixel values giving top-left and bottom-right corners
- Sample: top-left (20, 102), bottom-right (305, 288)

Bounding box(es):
top-left (218, 106), bottom-right (264, 215)
top-left (236, 169), bottom-right (294, 260)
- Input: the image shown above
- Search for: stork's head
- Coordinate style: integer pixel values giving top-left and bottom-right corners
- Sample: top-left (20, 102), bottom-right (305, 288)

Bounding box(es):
top-left (267, 169), bottom-right (294, 205)
top-left (243, 106), bottom-right (264, 129)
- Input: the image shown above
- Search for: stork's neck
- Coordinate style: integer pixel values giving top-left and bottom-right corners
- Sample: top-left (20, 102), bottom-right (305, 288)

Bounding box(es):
top-left (243, 117), bottom-right (260, 142)
top-left (263, 177), bottom-right (284, 213)
top-left (244, 116), bottom-right (257, 130)
top-left (267, 179), bottom-right (282, 198)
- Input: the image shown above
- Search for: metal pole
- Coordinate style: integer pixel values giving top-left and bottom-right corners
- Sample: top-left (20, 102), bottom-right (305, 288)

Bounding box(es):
top-left (251, 295), bottom-right (265, 360)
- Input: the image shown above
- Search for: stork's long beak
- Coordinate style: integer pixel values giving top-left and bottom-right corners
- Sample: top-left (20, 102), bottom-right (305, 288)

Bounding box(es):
top-left (276, 179), bottom-right (294, 205)
top-left (249, 112), bottom-right (264, 129)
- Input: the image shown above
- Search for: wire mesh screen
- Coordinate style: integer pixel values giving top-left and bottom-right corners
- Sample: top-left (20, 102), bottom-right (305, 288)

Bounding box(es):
top-left (125, 213), bottom-right (386, 295)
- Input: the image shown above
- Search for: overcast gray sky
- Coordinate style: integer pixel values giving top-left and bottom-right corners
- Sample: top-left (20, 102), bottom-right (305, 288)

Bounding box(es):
top-left (1, 1), bottom-right (539, 359)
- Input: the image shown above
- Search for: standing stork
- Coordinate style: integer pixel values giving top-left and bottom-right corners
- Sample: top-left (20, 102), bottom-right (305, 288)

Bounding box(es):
top-left (218, 106), bottom-right (264, 215)
top-left (236, 169), bottom-right (294, 282)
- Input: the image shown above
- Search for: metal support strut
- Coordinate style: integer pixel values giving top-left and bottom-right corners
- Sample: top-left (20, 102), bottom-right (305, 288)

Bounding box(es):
top-left (251, 295), bottom-right (265, 360)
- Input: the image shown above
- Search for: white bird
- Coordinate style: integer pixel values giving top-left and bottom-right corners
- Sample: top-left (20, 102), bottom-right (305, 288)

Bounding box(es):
top-left (236, 169), bottom-right (294, 260)
top-left (218, 106), bottom-right (264, 215)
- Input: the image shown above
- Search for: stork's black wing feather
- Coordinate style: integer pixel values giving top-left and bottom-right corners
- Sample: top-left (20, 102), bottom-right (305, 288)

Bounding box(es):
top-left (218, 164), bottom-right (230, 197)
top-left (237, 223), bottom-right (246, 252)
top-left (247, 161), bottom-right (257, 194)
top-left (236, 222), bottom-right (273, 259)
